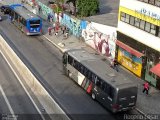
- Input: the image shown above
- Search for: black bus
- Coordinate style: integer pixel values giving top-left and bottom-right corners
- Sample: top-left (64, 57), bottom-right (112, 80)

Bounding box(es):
top-left (62, 49), bottom-right (138, 113)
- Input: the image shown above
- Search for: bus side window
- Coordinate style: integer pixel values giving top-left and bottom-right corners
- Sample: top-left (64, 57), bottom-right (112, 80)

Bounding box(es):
top-left (73, 60), bottom-right (79, 70)
top-left (84, 67), bottom-right (88, 76)
top-left (15, 12), bottom-right (18, 21)
top-left (92, 74), bottom-right (96, 83)
top-left (62, 54), bottom-right (67, 64)
top-left (95, 77), bottom-right (100, 87)
top-left (101, 81), bottom-right (106, 91)
top-left (80, 65), bottom-right (84, 74)
top-left (87, 71), bottom-right (92, 80)
top-left (68, 56), bottom-right (73, 64)
top-left (108, 87), bottom-right (114, 99)
top-left (103, 83), bottom-right (114, 98)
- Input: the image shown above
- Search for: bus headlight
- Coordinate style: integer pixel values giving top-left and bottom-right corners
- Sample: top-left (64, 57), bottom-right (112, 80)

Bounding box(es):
top-left (37, 28), bottom-right (40, 31)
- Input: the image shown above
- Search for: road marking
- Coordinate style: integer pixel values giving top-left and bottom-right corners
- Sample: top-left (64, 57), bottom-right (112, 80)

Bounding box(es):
top-left (0, 51), bottom-right (45, 120)
top-left (135, 108), bottom-right (152, 120)
top-left (0, 85), bottom-right (17, 120)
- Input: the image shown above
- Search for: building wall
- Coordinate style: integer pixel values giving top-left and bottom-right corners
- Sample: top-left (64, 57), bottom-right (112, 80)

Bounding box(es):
top-left (118, 0), bottom-right (160, 51)
top-left (117, 0), bottom-right (160, 89)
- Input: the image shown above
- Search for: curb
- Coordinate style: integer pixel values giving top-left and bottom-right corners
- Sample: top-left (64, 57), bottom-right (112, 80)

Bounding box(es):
top-left (42, 35), bottom-right (67, 53)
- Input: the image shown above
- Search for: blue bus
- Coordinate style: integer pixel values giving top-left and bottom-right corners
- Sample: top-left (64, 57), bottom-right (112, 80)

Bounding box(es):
top-left (8, 4), bottom-right (42, 35)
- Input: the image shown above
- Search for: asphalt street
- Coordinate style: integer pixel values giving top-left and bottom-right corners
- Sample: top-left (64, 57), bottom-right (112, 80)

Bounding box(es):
top-left (0, 7), bottom-right (142, 120)
top-left (0, 53), bottom-right (43, 120)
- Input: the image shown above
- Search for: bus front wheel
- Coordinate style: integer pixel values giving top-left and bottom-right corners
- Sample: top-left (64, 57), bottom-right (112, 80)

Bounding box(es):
top-left (91, 92), bottom-right (96, 100)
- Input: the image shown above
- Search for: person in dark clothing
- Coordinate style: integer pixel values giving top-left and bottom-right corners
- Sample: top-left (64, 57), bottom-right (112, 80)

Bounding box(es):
top-left (61, 25), bottom-right (66, 34)
top-left (113, 59), bottom-right (119, 72)
top-left (143, 82), bottom-right (149, 95)
top-left (47, 13), bottom-right (51, 22)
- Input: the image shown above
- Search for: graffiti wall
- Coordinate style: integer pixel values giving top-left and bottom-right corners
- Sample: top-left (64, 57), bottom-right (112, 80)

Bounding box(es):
top-left (82, 22), bottom-right (117, 60)
top-left (61, 14), bottom-right (87, 37)
top-left (36, 0), bottom-right (53, 18)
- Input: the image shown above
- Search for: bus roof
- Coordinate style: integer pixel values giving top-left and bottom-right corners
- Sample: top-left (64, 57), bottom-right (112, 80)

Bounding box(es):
top-left (67, 49), bottom-right (136, 88)
top-left (67, 49), bottom-right (98, 62)
top-left (10, 4), bottom-right (39, 20)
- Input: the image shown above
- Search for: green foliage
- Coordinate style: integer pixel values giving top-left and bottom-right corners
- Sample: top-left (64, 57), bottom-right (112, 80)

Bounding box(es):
top-left (52, 4), bottom-right (63, 13)
top-left (76, 0), bottom-right (99, 17)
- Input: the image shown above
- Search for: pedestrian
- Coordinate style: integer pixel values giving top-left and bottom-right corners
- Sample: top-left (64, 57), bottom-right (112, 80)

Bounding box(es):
top-left (113, 58), bottom-right (119, 72)
top-left (61, 25), bottom-right (66, 34)
top-left (143, 82), bottom-right (149, 95)
top-left (55, 25), bottom-right (59, 36)
top-left (50, 15), bottom-right (53, 22)
top-left (47, 13), bottom-right (51, 22)
top-left (48, 27), bottom-right (52, 35)
top-left (38, 5), bottom-right (41, 14)
top-left (63, 28), bottom-right (69, 39)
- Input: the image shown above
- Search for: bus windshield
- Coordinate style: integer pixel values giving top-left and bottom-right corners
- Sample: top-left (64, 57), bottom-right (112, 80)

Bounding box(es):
top-left (29, 20), bottom-right (40, 28)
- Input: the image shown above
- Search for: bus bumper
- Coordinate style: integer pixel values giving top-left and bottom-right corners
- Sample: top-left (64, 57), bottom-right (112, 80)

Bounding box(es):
top-left (26, 32), bottom-right (42, 35)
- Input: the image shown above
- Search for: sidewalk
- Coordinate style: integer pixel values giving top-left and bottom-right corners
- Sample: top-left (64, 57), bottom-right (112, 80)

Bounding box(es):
top-left (1, 0), bottom-right (160, 116)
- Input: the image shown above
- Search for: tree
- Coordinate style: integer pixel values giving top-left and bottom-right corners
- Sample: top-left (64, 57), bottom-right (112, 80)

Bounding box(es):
top-left (66, 0), bottom-right (76, 15)
top-left (50, 0), bottom-right (65, 13)
top-left (76, 0), bottom-right (99, 17)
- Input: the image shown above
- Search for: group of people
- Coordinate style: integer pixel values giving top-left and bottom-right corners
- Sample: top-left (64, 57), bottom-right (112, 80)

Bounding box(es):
top-left (48, 22), bottom-right (69, 39)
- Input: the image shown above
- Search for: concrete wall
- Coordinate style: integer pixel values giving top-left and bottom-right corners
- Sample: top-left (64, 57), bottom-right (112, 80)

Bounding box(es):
top-left (82, 22), bottom-right (117, 60)
top-left (0, 35), bottom-right (70, 120)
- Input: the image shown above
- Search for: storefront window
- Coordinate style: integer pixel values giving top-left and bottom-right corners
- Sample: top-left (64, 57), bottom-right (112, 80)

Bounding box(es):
top-left (149, 0), bottom-right (155, 4)
top-left (135, 18), bottom-right (140, 27)
top-left (155, 0), bottom-right (160, 7)
top-left (144, 0), bottom-right (149, 3)
top-left (120, 12), bottom-right (126, 22)
top-left (140, 20), bottom-right (145, 30)
top-left (130, 16), bottom-right (135, 25)
top-left (145, 22), bottom-right (151, 32)
top-left (125, 14), bottom-right (130, 23)
top-left (150, 24), bottom-right (156, 35)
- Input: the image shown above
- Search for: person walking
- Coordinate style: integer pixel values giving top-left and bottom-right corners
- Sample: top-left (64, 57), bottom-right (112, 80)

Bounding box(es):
top-left (143, 82), bottom-right (149, 95)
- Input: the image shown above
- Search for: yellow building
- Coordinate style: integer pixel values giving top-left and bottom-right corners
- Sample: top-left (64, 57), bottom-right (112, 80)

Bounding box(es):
top-left (116, 0), bottom-right (160, 89)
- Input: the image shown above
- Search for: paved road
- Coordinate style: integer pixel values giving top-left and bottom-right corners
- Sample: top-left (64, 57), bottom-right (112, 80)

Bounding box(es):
top-left (0, 7), bottom-right (142, 120)
top-left (0, 53), bottom-right (43, 120)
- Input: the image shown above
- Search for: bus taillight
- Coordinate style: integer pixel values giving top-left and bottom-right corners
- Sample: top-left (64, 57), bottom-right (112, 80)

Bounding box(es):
top-left (40, 28), bottom-right (42, 33)
top-left (112, 104), bottom-right (120, 110)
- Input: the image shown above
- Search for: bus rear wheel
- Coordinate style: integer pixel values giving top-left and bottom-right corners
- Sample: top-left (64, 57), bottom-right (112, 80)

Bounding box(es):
top-left (91, 92), bottom-right (96, 100)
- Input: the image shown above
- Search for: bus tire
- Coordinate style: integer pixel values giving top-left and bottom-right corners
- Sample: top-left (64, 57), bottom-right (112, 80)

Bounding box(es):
top-left (91, 92), bottom-right (96, 100)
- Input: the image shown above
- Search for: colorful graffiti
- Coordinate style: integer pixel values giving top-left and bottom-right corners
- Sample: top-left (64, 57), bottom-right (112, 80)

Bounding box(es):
top-left (36, 0), bottom-right (53, 17)
top-left (117, 48), bottom-right (142, 77)
top-left (61, 14), bottom-right (84, 37)
top-left (82, 22), bottom-right (117, 60)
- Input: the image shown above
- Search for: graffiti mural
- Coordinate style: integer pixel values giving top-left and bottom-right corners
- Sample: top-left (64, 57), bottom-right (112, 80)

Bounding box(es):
top-left (117, 48), bottom-right (142, 77)
top-left (36, 0), bottom-right (53, 18)
top-left (61, 14), bottom-right (84, 37)
top-left (82, 22), bottom-right (117, 60)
